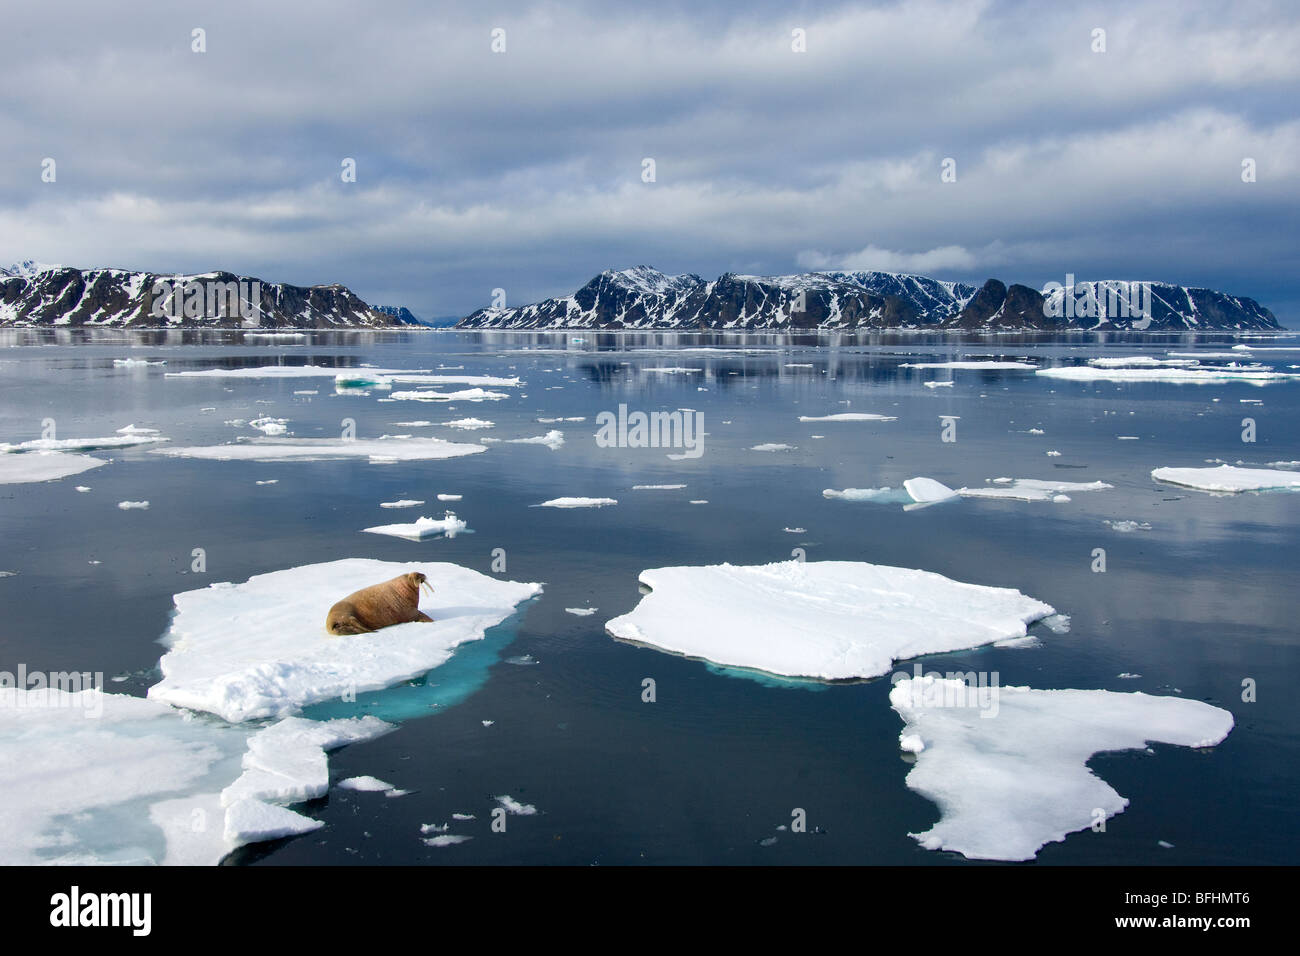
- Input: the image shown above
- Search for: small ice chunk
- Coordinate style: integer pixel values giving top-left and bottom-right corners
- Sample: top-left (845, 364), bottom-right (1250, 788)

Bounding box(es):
top-left (437, 494), bottom-right (462, 501)
top-left (903, 477), bottom-right (958, 504)
top-left (632, 484), bottom-right (686, 490)
top-left (495, 795), bottom-right (537, 815)
top-left (1105, 520), bottom-right (1151, 533)
top-left (363, 512), bottom-right (467, 540)
top-left (899, 734), bottom-right (925, 753)
top-left (538, 497), bottom-right (617, 508)
top-left (117, 500), bottom-right (150, 510)
top-left (441, 418), bottom-right (495, 430)
top-left (380, 499), bottom-right (425, 509)
top-left (565, 607), bottom-right (598, 616)
top-left (751, 443), bottom-right (795, 452)
top-left (337, 776), bottom-right (396, 792)
top-left (423, 834), bottom-right (472, 847)
top-left (224, 798), bottom-right (322, 847)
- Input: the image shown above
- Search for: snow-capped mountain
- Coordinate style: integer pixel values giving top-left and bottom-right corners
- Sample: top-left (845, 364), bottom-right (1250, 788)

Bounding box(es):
top-left (0, 266), bottom-right (398, 328)
top-left (459, 267), bottom-right (945, 331)
top-left (458, 267), bottom-right (1280, 331)
top-left (373, 305), bottom-right (423, 325)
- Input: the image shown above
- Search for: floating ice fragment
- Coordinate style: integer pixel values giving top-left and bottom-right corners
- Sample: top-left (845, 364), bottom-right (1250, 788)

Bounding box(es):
top-left (1151, 464), bottom-right (1300, 493)
top-left (538, 497), bottom-right (617, 508)
top-left (380, 499), bottom-right (425, 509)
top-left (605, 560), bottom-right (1054, 680)
top-left (495, 795), bottom-right (537, 815)
top-left (117, 500), bottom-right (150, 510)
top-left (796, 413), bottom-right (897, 422)
top-left (0, 452), bottom-right (106, 485)
top-left (565, 607), bottom-right (598, 616)
top-left (148, 559), bottom-right (541, 722)
top-left (152, 436), bottom-right (485, 462)
top-left (337, 776), bottom-right (396, 792)
top-left (890, 676), bottom-right (1233, 861)
top-left (362, 512), bottom-right (468, 540)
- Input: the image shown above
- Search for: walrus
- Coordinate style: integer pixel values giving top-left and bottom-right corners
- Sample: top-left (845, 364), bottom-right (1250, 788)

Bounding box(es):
top-left (326, 571), bottom-right (435, 635)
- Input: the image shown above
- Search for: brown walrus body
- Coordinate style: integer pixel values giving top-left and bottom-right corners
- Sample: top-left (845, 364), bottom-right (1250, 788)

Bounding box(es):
top-left (326, 571), bottom-right (434, 635)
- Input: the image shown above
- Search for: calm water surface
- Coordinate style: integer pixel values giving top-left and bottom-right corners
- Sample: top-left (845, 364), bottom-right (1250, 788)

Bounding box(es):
top-left (1, 329), bottom-right (1296, 865)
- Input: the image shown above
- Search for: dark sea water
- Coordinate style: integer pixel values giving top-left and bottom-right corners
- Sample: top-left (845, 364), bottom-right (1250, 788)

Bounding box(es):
top-left (1, 328), bottom-right (1297, 865)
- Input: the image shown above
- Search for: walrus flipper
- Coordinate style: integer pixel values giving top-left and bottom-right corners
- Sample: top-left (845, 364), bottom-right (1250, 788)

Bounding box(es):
top-left (415, 611), bottom-right (434, 623)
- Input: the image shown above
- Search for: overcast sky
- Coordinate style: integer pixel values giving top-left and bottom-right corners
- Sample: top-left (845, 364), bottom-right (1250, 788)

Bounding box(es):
top-left (2, 0), bottom-right (1297, 321)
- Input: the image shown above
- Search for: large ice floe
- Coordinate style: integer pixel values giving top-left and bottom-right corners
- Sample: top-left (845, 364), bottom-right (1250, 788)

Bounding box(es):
top-left (1037, 365), bottom-right (1297, 384)
top-left (605, 561), bottom-right (1054, 680)
top-left (956, 478), bottom-right (1113, 502)
top-left (0, 451), bottom-right (106, 484)
top-left (1151, 464), bottom-right (1300, 493)
top-left (824, 477), bottom-right (1110, 507)
top-left (0, 688), bottom-right (393, 864)
top-left (0, 434), bottom-right (166, 453)
top-left (389, 388), bottom-right (511, 402)
top-left (890, 675), bottom-right (1234, 861)
top-left (151, 436), bottom-right (485, 462)
top-left (148, 559), bottom-right (542, 722)
top-left (901, 361), bottom-right (1036, 370)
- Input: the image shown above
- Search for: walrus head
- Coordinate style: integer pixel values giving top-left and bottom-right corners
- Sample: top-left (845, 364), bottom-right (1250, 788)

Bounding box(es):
top-left (405, 571), bottom-right (435, 598)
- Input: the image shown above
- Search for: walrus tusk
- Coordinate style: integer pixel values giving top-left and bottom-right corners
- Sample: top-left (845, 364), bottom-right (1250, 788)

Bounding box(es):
top-left (420, 579), bottom-right (435, 598)
top-left (326, 571), bottom-right (436, 635)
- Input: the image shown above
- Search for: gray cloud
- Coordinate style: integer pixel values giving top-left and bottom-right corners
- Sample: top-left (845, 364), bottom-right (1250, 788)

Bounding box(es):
top-left (2, 0), bottom-right (1297, 321)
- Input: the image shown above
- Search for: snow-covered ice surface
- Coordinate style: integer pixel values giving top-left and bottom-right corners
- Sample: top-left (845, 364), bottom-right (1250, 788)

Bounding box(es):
top-left (538, 497), bottom-right (617, 508)
top-left (363, 513), bottom-right (468, 540)
top-left (957, 479), bottom-right (1113, 502)
top-left (1037, 366), bottom-right (1296, 384)
top-left (152, 436), bottom-right (485, 462)
top-left (0, 688), bottom-right (246, 865)
top-left (1, 434), bottom-right (166, 453)
top-left (903, 477), bottom-right (958, 504)
top-left (797, 412), bottom-right (897, 422)
top-left (148, 559), bottom-right (541, 722)
top-left (0, 688), bottom-right (394, 864)
top-left (890, 676), bottom-right (1234, 861)
top-left (0, 451), bottom-right (106, 484)
top-left (389, 388), bottom-right (510, 402)
top-left (1151, 464), bottom-right (1300, 493)
top-left (902, 361), bottom-right (1036, 370)
top-left (605, 561), bottom-right (1054, 680)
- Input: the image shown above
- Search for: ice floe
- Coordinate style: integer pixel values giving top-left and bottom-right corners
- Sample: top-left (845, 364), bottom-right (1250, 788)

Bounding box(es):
top-left (797, 413), bottom-right (897, 422)
top-left (389, 388), bottom-right (511, 402)
top-left (902, 361), bottom-right (1036, 370)
top-left (890, 675), bottom-right (1234, 861)
top-left (147, 558), bottom-right (541, 722)
top-left (538, 497), bottom-right (617, 508)
top-left (605, 560), bottom-right (1054, 680)
top-left (565, 607), bottom-right (598, 616)
top-left (249, 417), bottom-right (288, 436)
top-left (441, 418), bottom-right (495, 430)
top-left (380, 499), bottom-right (425, 509)
top-left (957, 479), bottom-right (1113, 502)
top-left (1151, 464), bottom-right (1300, 493)
top-left (337, 775), bottom-right (396, 792)
top-left (633, 484), bottom-right (686, 490)
top-left (1087, 357), bottom-right (1200, 368)
top-left (903, 477), bottom-right (958, 504)
top-left (363, 512), bottom-right (468, 540)
top-left (1, 434), bottom-right (166, 453)
top-left (117, 500), bottom-right (150, 510)
top-left (1105, 520), bottom-right (1152, 532)
top-left (152, 436), bottom-right (485, 463)
top-left (495, 795), bottom-right (538, 815)
top-left (0, 452), bottom-right (106, 485)
top-left (1037, 366), bottom-right (1296, 384)
top-left (751, 443), bottom-right (796, 452)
